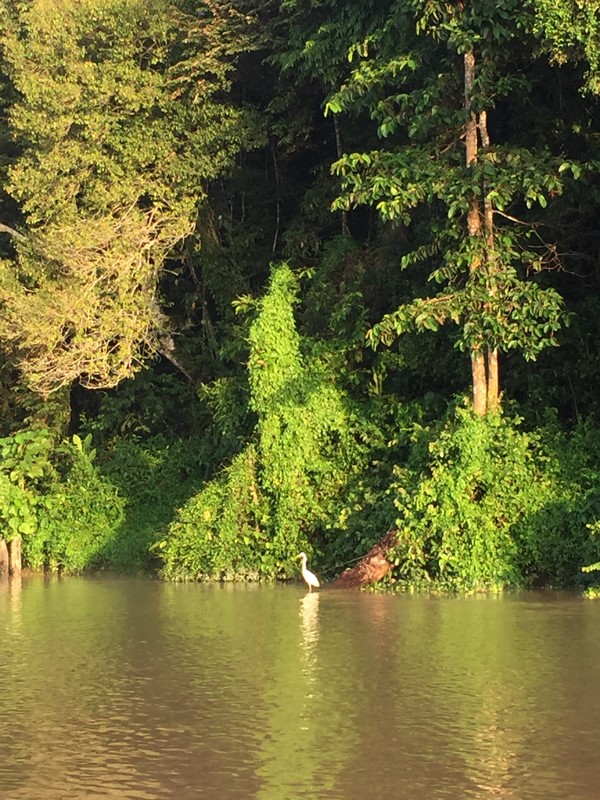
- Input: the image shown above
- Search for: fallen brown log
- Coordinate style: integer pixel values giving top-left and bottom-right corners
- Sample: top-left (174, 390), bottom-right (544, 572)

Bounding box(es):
top-left (330, 528), bottom-right (398, 589)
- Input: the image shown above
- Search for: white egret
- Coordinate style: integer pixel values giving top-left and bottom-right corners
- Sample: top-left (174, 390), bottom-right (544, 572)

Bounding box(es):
top-left (298, 552), bottom-right (320, 592)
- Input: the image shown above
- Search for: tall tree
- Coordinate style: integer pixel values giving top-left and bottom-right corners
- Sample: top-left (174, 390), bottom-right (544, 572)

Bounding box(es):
top-left (288, 0), bottom-right (576, 414)
top-left (0, 0), bottom-right (257, 396)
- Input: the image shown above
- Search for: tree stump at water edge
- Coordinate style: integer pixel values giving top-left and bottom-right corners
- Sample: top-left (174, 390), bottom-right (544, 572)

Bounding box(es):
top-left (8, 537), bottom-right (21, 577)
top-left (330, 528), bottom-right (398, 589)
top-left (0, 538), bottom-right (9, 579)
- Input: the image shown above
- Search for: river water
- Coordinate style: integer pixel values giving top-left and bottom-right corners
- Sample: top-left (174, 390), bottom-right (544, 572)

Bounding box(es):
top-left (1, 576), bottom-right (599, 799)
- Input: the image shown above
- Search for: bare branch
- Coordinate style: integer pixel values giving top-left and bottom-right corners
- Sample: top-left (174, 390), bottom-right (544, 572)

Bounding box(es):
top-left (0, 223), bottom-right (26, 241)
top-left (493, 209), bottom-right (532, 226)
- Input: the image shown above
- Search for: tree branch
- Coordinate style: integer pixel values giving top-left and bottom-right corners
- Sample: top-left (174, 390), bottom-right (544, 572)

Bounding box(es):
top-left (0, 223), bottom-right (26, 241)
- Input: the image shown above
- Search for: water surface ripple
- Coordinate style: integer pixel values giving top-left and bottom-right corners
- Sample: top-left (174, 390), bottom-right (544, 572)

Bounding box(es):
top-left (1, 577), bottom-right (599, 799)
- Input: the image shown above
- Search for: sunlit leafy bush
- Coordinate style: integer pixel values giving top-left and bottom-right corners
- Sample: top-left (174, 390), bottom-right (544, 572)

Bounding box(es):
top-left (28, 441), bottom-right (126, 572)
top-left (0, 429), bottom-right (125, 572)
top-left (0, 429), bottom-right (54, 545)
top-left (388, 407), bottom-right (600, 591)
top-left (157, 445), bottom-right (271, 580)
top-left (157, 264), bottom-right (368, 580)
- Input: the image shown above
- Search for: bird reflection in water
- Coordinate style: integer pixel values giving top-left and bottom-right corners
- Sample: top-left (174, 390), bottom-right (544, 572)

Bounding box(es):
top-left (299, 592), bottom-right (320, 650)
top-left (295, 553), bottom-right (321, 732)
top-left (299, 592), bottom-right (320, 716)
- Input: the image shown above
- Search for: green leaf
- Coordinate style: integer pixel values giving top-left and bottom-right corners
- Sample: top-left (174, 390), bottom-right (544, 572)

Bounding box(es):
top-left (19, 521), bottom-right (35, 535)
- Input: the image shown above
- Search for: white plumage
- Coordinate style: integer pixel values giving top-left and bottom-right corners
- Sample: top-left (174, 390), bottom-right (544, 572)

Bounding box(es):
top-left (298, 551), bottom-right (320, 592)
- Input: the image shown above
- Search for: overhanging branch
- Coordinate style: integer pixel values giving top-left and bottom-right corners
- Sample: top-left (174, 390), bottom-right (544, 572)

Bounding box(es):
top-left (0, 223), bottom-right (26, 241)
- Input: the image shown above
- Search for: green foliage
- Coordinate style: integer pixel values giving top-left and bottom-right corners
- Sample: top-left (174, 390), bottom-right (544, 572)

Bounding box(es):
top-left (274, 0), bottom-right (382, 86)
top-left (368, 253), bottom-right (565, 361)
top-left (0, 428), bottom-right (54, 542)
top-left (313, 0), bottom-right (580, 387)
top-left (79, 370), bottom-right (207, 446)
top-left (0, 472), bottom-right (38, 542)
top-left (0, 428), bottom-right (54, 488)
top-left (300, 236), bottom-right (369, 347)
top-left (93, 434), bottom-right (203, 572)
top-left (157, 263), bottom-right (369, 580)
top-left (388, 408), bottom-right (600, 591)
top-left (0, 0), bottom-right (259, 395)
top-left (4, 428), bottom-right (205, 574)
top-left (0, 427), bottom-right (125, 570)
top-left (517, 421), bottom-right (600, 586)
top-left (0, 0), bottom-right (599, 594)
top-left (157, 445), bottom-right (270, 580)
top-left (27, 441), bottom-right (126, 572)
top-left (249, 265), bottom-right (364, 562)
top-left (390, 409), bottom-right (528, 590)
top-left (533, 0), bottom-right (600, 93)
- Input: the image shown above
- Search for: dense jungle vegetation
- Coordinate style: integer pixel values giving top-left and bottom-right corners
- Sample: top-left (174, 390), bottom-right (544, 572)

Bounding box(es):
top-left (1, 0), bottom-right (600, 591)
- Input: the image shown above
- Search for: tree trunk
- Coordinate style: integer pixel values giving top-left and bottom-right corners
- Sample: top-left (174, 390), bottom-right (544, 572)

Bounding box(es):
top-left (0, 538), bottom-right (9, 579)
top-left (487, 348), bottom-right (499, 410)
top-left (8, 536), bottom-right (22, 577)
top-left (472, 351), bottom-right (488, 416)
top-left (464, 51), bottom-right (478, 173)
top-left (465, 50), bottom-right (501, 415)
top-left (479, 109), bottom-right (500, 411)
top-left (464, 50), bottom-right (488, 415)
top-left (330, 529), bottom-right (398, 589)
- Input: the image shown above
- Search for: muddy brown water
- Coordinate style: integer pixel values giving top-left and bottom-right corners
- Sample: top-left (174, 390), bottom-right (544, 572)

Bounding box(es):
top-left (1, 576), bottom-right (599, 799)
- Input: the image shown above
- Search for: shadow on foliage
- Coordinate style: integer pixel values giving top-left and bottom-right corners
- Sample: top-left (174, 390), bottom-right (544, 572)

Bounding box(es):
top-left (92, 437), bottom-right (210, 574)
